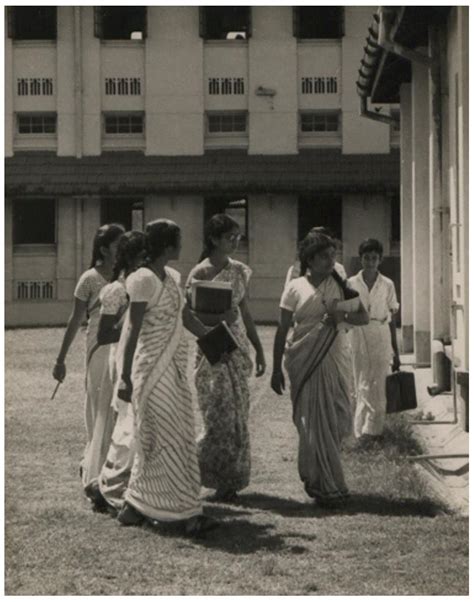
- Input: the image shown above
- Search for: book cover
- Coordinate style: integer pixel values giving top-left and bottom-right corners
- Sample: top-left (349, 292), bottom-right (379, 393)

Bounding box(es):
top-left (197, 321), bottom-right (239, 365)
top-left (191, 280), bottom-right (233, 314)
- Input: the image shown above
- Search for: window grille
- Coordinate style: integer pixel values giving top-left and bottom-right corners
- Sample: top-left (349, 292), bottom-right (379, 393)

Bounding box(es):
top-left (208, 112), bottom-right (247, 134)
top-left (104, 114), bottom-right (144, 134)
top-left (17, 113), bottom-right (56, 134)
top-left (105, 77), bottom-right (142, 96)
top-left (16, 280), bottom-right (55, 301)
top-left (17, 78), bottom-right (29, 96)
top-left (300, 112), bottom-right (340, 133)
top-left (301, 76), bottom-right (338, 95)
top-left (30, 78), bottom-right (42, 96)
top-left (208, 77), bottom-right (245, 95)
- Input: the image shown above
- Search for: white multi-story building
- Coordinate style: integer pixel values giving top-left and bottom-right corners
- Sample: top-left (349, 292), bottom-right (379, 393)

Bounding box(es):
top-left (5, 6), bottom-right (400, 326)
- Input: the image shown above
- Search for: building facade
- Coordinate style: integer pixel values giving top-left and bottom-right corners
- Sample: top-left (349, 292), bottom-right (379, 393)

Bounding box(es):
top-left (356, 6), bottom-right (468, 426)
top-left (5, 6), bottom-right (400, 326)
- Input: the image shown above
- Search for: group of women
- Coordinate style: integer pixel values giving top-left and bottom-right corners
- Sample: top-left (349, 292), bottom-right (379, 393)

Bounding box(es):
top-left (52, 214), bottom-right (399, 535)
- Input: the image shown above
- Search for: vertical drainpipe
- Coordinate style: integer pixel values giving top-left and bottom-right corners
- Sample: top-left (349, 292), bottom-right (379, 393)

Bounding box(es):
top-left (74, 7), bottom-right (82, 158)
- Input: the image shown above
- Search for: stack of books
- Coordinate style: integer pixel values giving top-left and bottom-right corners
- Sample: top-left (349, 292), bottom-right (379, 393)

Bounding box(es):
top-left (197, 321), bottom-right (240, 366)
top-left (191, 280), bottom-right (233, 314)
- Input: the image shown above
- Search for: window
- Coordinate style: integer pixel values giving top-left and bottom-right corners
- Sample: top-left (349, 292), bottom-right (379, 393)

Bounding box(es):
top-left (104, 113), bottom-right (144, 134)
top-left (301, 76), bottom-right (338, 95)
top-left (199, 7), bottom-right (251, 40)
top-left (17, 77), bottom-right (54, 96)
top-left (293, 7), bottom-right (344, 39)
top-left (300, 111), bottom-right (340, 134)
top-left (95, 7), bottom-right (147, 40)
top-left (207, 112), bottom-right (247, 134)
top-left (298, 195), bottom-right (342, 242)
top-left (208, 77), bottom-right (245, 95)
top-left (13, 199), bottom-right (56, 245)
top-left (105, 77), bottom-right (142, 96)
top-left (17, 113), bottom-right (56, 134)
top-left (8, 7), bottom-right (57, 40)
top-left (16, 280), bottom-right (55, 301)
top-left (101, 199), bottom-right (144, 231)
top-left (204, 197), bottom-right (249, 248)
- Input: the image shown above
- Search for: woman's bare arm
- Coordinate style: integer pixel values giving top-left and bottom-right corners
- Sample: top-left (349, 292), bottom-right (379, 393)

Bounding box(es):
top-left (53, 297), bottom-right (87, 382)
top-left (271, 309), bottom-right (293, 395)
top-left (240, 297), bottom-right (266, 376)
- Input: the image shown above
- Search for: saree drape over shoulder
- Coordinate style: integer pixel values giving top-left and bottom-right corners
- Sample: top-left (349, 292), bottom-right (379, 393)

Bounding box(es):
top-left (186, 258), bottom-right (253, 493)
top-left (124, 267), bottom-right (202, 521)
top-left (281, 276), bottom-right (353, 503)
top-left (74, 268), bottom-right (115, 490)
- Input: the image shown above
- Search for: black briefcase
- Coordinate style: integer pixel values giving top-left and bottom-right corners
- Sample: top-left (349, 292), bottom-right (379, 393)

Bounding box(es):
top-left (386, 371), bottom-right (418, 414)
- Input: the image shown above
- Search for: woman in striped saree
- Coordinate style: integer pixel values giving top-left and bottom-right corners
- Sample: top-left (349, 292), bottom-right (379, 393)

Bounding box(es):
top-left (271, 232), bottom-right (368, 507)
top-left (52, 223), bottom-right (125, 496)
top-left (118, 219), bottom-right (218, 536)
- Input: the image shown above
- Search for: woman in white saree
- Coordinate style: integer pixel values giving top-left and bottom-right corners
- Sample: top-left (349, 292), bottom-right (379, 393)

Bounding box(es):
top-left (272, 232), bottom-right (369, 507)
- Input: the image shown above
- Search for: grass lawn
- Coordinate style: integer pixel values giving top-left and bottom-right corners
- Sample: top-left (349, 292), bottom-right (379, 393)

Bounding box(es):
top-left (5, 327), bottom-right (468, 595)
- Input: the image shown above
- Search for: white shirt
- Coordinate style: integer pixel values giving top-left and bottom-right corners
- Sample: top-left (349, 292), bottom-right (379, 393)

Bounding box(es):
top-left (347, 270), bottom-right (399, 323)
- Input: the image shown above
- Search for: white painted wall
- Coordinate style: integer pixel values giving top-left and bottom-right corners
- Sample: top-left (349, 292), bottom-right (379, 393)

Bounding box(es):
top-left (297, 41), bottom-right (342, 110)
top-left (82, 7), bottom-right (101, 156)
top-left (342, 193), bottom-right (391, 268)
top-left (342, 6), bottom-right (390, 154)
top-left (57, 7), bottom-right (75, 156)
top-left (144, 195), bottom-right (204, 281)
top-left (145, 7), bottom-right (204, 155)
top-left (248, 6), bottom-right (298, 154)
top-left (101, 43), bottom-right (145, 112)
top-left (204, 42), bottom-right (248, 111)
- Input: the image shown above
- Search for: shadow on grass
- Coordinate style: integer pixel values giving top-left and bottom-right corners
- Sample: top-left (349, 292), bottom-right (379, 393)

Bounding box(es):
top-left (236, 492), bottom-right (447, 518)
top-left (145, 506), bottom-right (297, 555)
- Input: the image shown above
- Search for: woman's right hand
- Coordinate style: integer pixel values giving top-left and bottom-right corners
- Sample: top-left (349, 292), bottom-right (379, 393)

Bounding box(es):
top-left (271, 370), bottom-right (285, 395)
top-left (223, 308), bottom-right (238, 325)
top-left (53, 361), bottom-right (66, 383)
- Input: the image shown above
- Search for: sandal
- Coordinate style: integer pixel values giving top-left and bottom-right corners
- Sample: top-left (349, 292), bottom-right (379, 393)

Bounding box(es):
top-left (209, 489), bottom-right (238, 503)
top-left (84, 482), bottom-right (110, 514)
top-left (185, 515), bottom-right (220, 537)
top-left (117, 502), bottom-right (146, 526)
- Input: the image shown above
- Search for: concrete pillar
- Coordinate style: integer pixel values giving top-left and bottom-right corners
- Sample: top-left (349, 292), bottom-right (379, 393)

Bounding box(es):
top-left (57, 7), bottom-right (76, 156)
top-left (428, 27), bottom-right (450, 354)
top-left (82, 196), bottom-right (101, 272)
top-left (55, 197), bottom-right (79, 300)
top-left (5, 198), bottom-right (14, 303)
top-left (144, 195), bottom-right (203, 281)
top-left (82, 7), bottom-right (101, 155)
top-left (399, 84), bottom-right (414, 352)
top-left (5, 22), bottom-right (13, 157)
top-left (411, 59), bottom-right (431, 365)
top-left (248, 7), bottom-right (297, 154)
top-left (145, 7), bottom-right (204, 155)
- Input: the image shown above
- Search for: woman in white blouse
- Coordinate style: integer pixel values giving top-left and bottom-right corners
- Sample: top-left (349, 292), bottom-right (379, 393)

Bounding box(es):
top-left (348, 239), bottom-right (400, 443)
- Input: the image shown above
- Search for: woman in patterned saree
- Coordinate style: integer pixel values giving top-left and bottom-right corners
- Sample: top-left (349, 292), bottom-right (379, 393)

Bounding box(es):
top-left (117, 219), bottom-right (218, 535)
top-left (52, 223), bottom-right (125, 497)
top-left (271, 232), bottom-right (369, 507)
top-left (186, 214), bottom-right (266, 502)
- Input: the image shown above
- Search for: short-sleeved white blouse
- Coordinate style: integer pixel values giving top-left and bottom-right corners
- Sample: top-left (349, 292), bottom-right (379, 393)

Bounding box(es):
top-left (100, 280), bottom-right (128, 316)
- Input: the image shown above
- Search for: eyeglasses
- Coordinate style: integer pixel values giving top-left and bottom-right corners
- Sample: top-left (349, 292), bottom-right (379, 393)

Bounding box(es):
top-left (224, 233), bottom-right (241, 243)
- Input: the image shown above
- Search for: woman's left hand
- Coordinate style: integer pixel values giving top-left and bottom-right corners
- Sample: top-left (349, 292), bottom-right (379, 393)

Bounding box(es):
top-left (255, 349), bottom-right (266, 377)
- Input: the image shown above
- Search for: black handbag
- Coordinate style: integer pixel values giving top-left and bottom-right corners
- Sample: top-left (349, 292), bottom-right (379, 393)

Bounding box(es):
top-left (386, 371), bottom-right (418, 414)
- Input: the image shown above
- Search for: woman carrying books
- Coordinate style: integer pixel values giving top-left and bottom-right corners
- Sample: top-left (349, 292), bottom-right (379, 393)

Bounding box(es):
top-left (186, 213), bottom-right (266, 502)
top-left (52, 223), bottom-right (126, 498)
top-left (271, 231), bottom-right (369, 507)
top-left (117, 219), bottom-right (218, 536)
